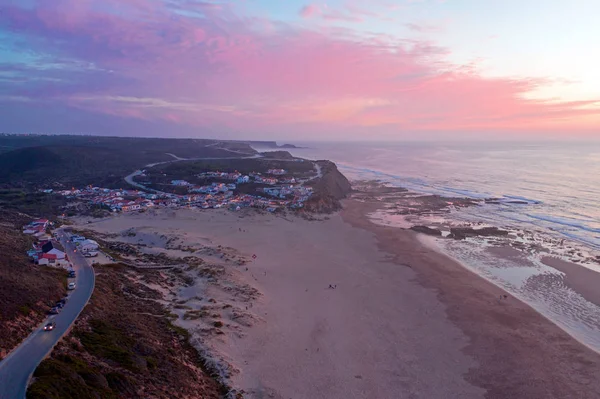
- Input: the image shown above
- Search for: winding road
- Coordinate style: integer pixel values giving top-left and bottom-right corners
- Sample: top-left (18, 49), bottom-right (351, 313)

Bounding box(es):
top-left (0, 230), bottom-right (95, 399)
top-left (124, 152), bottom-right (263, 193)
top-left (124, 151), bottom-right (322, 196)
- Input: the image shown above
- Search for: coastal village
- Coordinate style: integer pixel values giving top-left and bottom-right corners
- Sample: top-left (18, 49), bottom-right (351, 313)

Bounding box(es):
top-left (19, 167), bottom-right (315, 270)
top-left (22, 166), bottom-right (319, 270)
top-left (22, 218), bottom-right (99, 269)
top-left (54, 168), bottom-right (314, 213)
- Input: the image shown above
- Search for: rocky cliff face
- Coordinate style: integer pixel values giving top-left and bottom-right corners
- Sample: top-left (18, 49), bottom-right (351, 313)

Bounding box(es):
top-left (303, 160), bottom-right (352, 213)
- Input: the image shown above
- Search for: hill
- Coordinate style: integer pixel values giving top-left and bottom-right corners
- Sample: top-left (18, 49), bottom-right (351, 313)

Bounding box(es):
top-left (0, 136), bottom-right (258, 189)
top-left (303, 160), bottom-right (352, 212)
top-left (0, 210), bottom-right (67, 359)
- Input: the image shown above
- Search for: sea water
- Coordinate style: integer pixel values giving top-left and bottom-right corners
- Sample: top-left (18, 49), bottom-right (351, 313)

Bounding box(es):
top-left (285, 140), bottom-right (600, 352)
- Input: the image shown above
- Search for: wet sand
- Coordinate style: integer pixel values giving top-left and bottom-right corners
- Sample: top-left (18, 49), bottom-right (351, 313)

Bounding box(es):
top-left (542, 256), bottom-right (600, 308)
top-left (74, 202), bottom-right (600, 399)
top-left (343, 199), bottom-right (600, 399)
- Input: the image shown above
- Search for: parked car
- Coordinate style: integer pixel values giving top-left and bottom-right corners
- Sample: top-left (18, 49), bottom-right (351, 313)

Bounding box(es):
top-left (68, 271), bottom-right (76, 278)
top-left (48, 307), bottom-right (59, 315)
top-left (43, 322), bottom-right (56, 331)
top-left (67, 282), bottom-right (76, 290)
top-left (55, 302), bottom-right (64, 309)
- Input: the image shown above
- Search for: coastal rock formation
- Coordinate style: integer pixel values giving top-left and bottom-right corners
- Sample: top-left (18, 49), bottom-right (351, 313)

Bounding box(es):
top-left (410, 225), bottom-right (443, 236)
top-left (449, 227), bottom-right (509, 240)
top-left (304, 160), bottom-right (352, 213)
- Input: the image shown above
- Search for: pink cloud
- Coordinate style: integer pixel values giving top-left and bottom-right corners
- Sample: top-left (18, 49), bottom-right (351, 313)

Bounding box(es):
top-left (322, 10), bottom-right (363, 23)
top-left (405, 22), bottom-right (444, 33)
top-left (1, 0), bottom-right (598, 137)
top-left (300, 4), bottom-right (320, 18)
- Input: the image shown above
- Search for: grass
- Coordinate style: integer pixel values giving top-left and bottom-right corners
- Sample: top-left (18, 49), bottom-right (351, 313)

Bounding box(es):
top-left (76, 319), bottom-right (137, 371)
top-left (0, 209), bottom-right (67, 354)
top-left (0, 189), bottom-right (67, 217)
top-left (28, 356), bottom-right (117, 399)
top-left (17, 304), bottom-right (31, 315)
top-left (183, 309), bottom-right (210, 320)
top-left (167, 320), bottom-right (191, 341)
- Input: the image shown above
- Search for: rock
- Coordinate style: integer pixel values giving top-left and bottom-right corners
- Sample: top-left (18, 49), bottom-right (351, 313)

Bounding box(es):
top-left (450, 227), bottom-right (509, 240)
top-left (410, 226), bottom-right (442, 236)
top-left (303, 161), bottom-right (352, 213)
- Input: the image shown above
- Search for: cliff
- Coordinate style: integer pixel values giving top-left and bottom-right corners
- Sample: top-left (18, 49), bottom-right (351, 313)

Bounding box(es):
top-left (303, 160), bottom-right (352, 213)
top-left (243, 141), bottom-right (301, 149)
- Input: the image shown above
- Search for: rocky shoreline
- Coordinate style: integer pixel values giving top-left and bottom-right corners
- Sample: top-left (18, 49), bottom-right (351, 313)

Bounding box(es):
top-left (357, 180), bottom-right (600, 267)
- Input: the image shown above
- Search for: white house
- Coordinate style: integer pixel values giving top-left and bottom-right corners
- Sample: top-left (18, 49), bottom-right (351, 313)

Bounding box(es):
top-left (46, 248), bottom-right (66, 260)
top-left (79, 239), bottom-right (99, 253)
top-left (171, 180), bottom-right (190, 186)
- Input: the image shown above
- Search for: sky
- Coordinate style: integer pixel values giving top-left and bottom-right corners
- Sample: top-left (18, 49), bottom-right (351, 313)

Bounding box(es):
top-left (1, 0), bottom-right (599, 140)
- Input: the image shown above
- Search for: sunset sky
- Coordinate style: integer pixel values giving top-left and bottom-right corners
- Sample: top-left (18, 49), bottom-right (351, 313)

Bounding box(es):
top-left (1, 0), bottom-right (599, 139)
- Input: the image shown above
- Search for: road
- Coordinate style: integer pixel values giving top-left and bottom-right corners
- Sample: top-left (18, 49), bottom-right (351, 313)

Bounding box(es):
top-left (124, 152), bottom-right (262, 193)
top-left (0, 230), bottom-right (95, 399)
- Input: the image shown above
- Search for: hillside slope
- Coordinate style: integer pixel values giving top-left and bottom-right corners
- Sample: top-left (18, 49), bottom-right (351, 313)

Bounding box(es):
top-left (304, 160), bottom-right (352, 212)
top-left (27, 263), bottom-right (224, 399)
top-left (0, 210), bottom-right (66, 359)
top-left (0, 137), bottom-right (258, 189)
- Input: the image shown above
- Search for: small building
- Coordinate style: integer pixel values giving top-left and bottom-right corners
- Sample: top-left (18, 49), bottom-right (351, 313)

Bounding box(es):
top-left (46, 248), bottom-right (66, 260)
top-left (79, 239), bottom-right (99, 253)
top-left (171, 180), bottom-right (190, 186)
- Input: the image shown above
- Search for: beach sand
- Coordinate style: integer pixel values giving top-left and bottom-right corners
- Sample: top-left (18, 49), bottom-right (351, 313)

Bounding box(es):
top-left (73, 202), bottom-right (600, 399)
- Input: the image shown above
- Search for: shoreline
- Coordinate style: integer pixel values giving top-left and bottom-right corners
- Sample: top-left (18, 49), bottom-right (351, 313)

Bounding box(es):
top-left (341, 198), bottom-right (600, 398)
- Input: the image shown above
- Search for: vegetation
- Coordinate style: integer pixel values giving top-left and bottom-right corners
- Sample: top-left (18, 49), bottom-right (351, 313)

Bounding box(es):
top-left (152, 156), bottom-right (313, 176)
top-left (28, 356), bottom-right (117, 399)
top-left (141, 155), bottom-right (315, 195)
top-left (27, 263), bottom-right (225, 398)
top-left (0, 189), bottom-right (68, 216)
top-left (0, 209), bottom-right (66, 359)
top-left (0, 135), bottom-right (258, 189)
top-left (76, 319), bottom-right (138, 371)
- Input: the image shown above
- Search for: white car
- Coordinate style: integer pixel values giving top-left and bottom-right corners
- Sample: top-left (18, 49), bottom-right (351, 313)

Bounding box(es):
top-left (67, 282), bottom-right (76, 290)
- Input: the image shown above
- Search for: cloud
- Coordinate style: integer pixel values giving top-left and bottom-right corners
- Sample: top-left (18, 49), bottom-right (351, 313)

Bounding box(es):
top-left (405, 22), bottom-right (443, 33)
top-left (300, 4), bottom-right (320, 18)
top-left (0, 0), bottom-right (598, 138)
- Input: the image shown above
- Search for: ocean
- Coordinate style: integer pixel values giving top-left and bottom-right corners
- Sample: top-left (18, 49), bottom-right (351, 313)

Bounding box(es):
top-left (286, 141), bottom-right (600, 352)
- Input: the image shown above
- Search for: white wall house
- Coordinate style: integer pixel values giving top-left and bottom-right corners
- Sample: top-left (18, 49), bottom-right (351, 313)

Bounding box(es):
top-left (79, 239), bottom-right (99, 253)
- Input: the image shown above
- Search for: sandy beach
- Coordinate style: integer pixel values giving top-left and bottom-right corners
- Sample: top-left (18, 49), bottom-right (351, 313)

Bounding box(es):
top-left (72, 200), bottom-right (600, 399)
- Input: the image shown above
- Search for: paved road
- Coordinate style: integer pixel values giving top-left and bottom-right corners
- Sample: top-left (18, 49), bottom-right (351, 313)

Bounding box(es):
top-left (0, 230), bottom-right (95, 399)
top-left (124, 152), bottom-right (262, 193)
